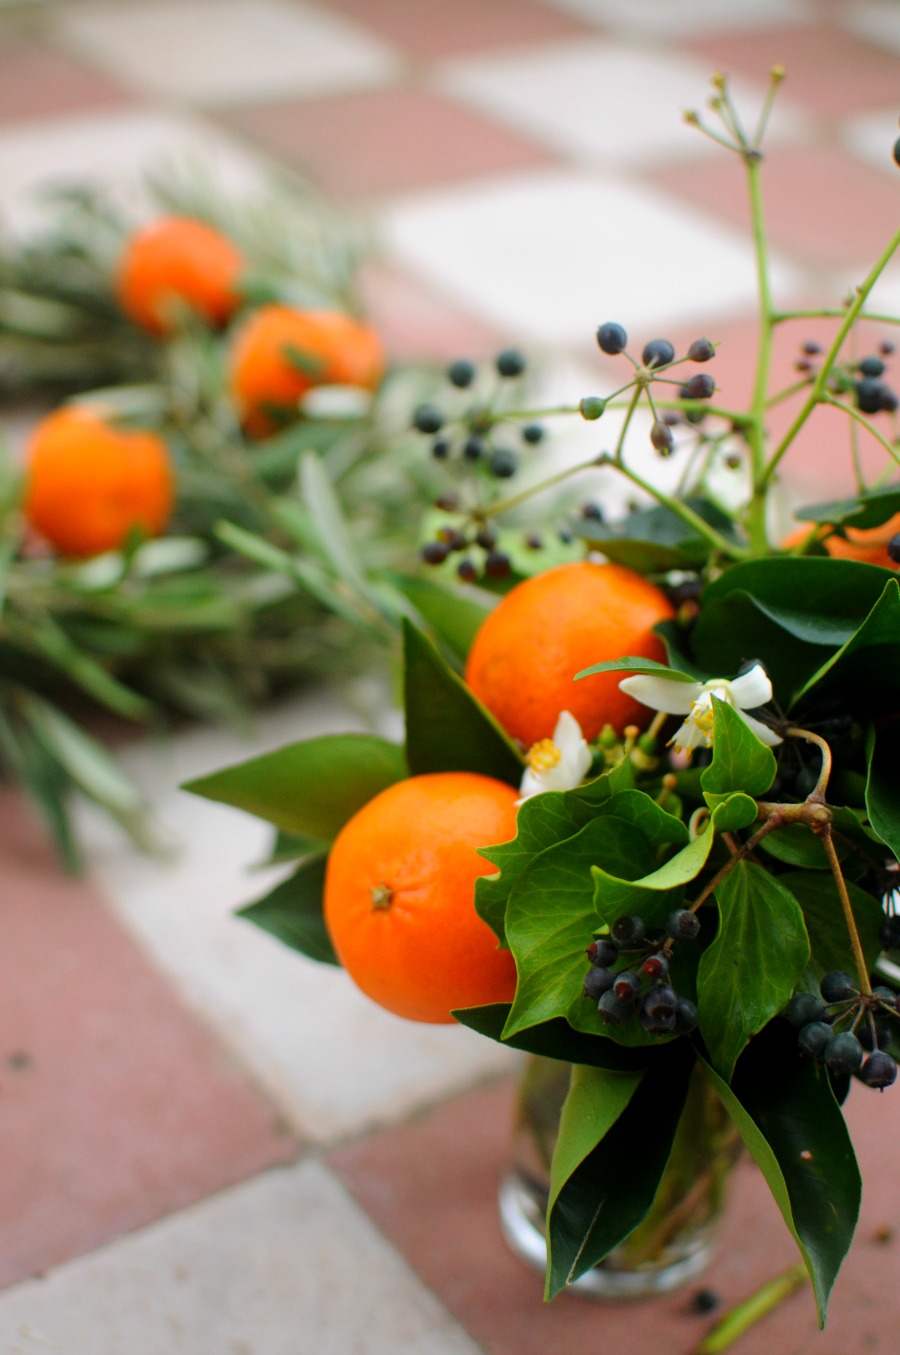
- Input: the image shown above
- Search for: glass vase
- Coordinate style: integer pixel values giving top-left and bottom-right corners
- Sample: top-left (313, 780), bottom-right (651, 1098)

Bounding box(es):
top-left (498, 1055), bottom-right (741, 1299)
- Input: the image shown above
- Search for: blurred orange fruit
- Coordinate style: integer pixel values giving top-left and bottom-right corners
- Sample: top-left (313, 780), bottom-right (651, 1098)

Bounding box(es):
top-left (227, 303), bottom-right (385, 437)
top-left (465, 560), bottom-right (675, 747)
top-left (116, 215), bottom-right (244, 334)
top-left (323, 771), bottom-right (519, 1024)
top-left (782, 515), bottom-right (900, 569)
top-left (24, 406), bottom-right (175, 557)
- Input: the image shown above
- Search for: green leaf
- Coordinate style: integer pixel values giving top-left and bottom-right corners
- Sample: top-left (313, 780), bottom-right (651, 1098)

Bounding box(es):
top-left (402, 619), bottom-right (523, 785)
top-left (793, 579), bottom-right (900, 713)
top-left (389, 573), bottom-right (495, 665)
top-left (795, 483), bottom-right (900, 531)
top-left (781, 870), bottom-right (884, 983)
top-left (299, 449), bottom-right (369, 595)
top-left (758, 824), bottom-right (833, 869)
top-left (700, 1022), bottom-right (860, 1326)
top-left (575, 655), bottom-right (698, 683)
top-left (866, 720), bottom-right (900, 858)
top-left (579, 497), bottom-right (742, 573)
top-left (453, 1003), bottom-right (659, 1072)
top-left (183, 733), bottom-right (407, 841)
top-left (698, 861), bottom-right (810, 1081)
top-left (503, 816), bottom-right (651, 1039)
top-left (701, 698), bottom-right (777, 799)
top-left (237, 854), bottom-right (337, 964)
top-left (545, 1046), bottom-right (694, 1296)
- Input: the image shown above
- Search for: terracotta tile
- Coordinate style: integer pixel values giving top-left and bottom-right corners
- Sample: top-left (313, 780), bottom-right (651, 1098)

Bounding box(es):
top-left (360, 261), bottom-right (503, 363)
top-left (665, 310), bottom-right (900, 505)
top-left (0, 788), bottom-right (297, 1289)
top-left (329, 1071), bottom-right (900, 1355)
top-left (686, 23), bottom-right (900, 117)
top-left (218, 86), bottom-right (554, 202)
top-left (322, 0), bottom-right (592, 61)
top-left (0, 39), bottom-right (133, 125)
top-left (649, 142), bottom-right (900, 271)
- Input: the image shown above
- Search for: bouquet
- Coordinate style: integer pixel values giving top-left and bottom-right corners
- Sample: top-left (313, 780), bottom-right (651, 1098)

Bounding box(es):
top-left (185, 73), bottom-right (900, 1329)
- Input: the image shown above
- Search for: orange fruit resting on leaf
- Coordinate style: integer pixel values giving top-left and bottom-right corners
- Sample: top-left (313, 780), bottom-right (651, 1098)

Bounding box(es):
top-left (24, 406), bottom-right (175, 558)
top-left (228, 303), bottom-right (385, 437)
top-left (783, 515), bottom-right (900, 570)
top-left (324, 771), bottom-right (519, 1024)
top-left (116, 215), bottom-right (244, 335)
top-left (465, 560), bottom-right (675, 747)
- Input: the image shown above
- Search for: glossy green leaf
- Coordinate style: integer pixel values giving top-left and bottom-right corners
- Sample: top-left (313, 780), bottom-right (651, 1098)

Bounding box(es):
top-left (866, 720), bottom-right (900, 859)
top-left (700, 1023), bottom-right (860, 1326)
top-left (545, 1046), bottom-right (694, 1297)
top-left (237, 854), bottom-right (336, 964)
top-left (402, 619), bottom-right (523, 785)
top-left (575, 656), bottom-right (698, 683)
top-left (183, 733), bottom-right (407, 841)
top-left (758, 824), bottom-right (832, 869)
top-left (782, 870), bottom-right (884, 983)
top-left (795, 484), bottom-right (900, 531)
top-left (701, 698), bottom-right (777, 799)
top-left (453, 1003), bottom-right (659, 1072)
top-left (390, 573), bottom-right (495, 665)
top-left (578, 497), bottom-right (742, 573)
top-left (793, 579), bottom-right (900, 713)
top-left (698, 861), bottom-right (810, 1081)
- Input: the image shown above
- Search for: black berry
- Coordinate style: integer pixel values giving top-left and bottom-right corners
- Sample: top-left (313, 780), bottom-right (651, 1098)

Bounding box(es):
top-left (522, 423), bottom-right (545, 444)
top-left (431, 437), bottom-right (450, 460)
top-left (598, 989), bottom-right (633, 1025)
top-left (798, 1021), bottom-right (832, 1059)
top-left (413, 404), bottom-right (444, 434)
top-left (483, 549), bottom-right (511, 579)
top-left (642, 338), bottom-right (675, 369)
top-left (587, 938), bottom-right (618, 967)
top-left (893, 135), bottom-right (900, 170)
top-left (447, 359), bottom-right (476, 388)
top-left (475, 525), bottom-right (497, 550)
top-left (651, 420), bottom-right (675, 455)
top-left (787, 993), bottom-right (828, 1028)
top-left (667, 909), bottom-right (701, 941)
top-left (584, 967), bottom-right (616, 1001)
top-left (859, 1051), bottom-right (898, 1088)
top-left (613, 971), bottom-right (643, 1003)
top-left (434, 492), bottom-right (460, 511)
top-left (581, 501), bottom-right (604, 521)
top-left (421, 540), bottom-right (450, 565)
top-left (642, 954), bottom-right (669, 981)
top-left (489, 448), bottom-right (518, 478)
top-left (687, 338), bottom-right (715, 363)
top-left (611, 915), bottom-right (646, 948)
top-left (823, 1031), bottom-right (864, 1075)
top-left (691, 1289), bottom-right (721, 1314)
top-left (859, 355), bottom-right (886, 378)
top-left (457, 558), bottom-right (477, 583)
top-left (496, 348), bottom-right (526, 378)
top-left (682, 372), bottom-right (715, 400)
top-left (820, 971), bottom-right (857, 1003)
top-left (463, 434), bottom-right (486, 461)
top-left (855, 378), bottom-right (885, 415)
top-left (674, 996), bottom-right (699, 1033)
top-left (596, 322), bottom-right (628, 355)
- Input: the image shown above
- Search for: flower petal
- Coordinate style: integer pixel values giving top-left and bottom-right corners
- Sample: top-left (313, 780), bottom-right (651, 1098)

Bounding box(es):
top-left (728, 663), bottom-right (773, 710)
top-left (619, 673), bottom-right (702, 715)
top-left (737, 710), bottom-right (783, 747)
top-left (551, 711), bottom-right (593, 778)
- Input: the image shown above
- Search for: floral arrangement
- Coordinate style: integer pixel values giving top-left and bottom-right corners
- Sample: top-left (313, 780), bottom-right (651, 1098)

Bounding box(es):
top-left (185, 73), bottom-right (900, 1329)
top-left (1, 172), bottom-right (447, 866)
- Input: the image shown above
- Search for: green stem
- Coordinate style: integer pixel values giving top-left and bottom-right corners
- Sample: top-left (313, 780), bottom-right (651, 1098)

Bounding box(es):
top-left (744, 151), bottom-right (775, 554)
top-left (822, 394), bottom-right (900, 469)
top-left (614, 385), bottom-right (642, 464)
top-left (598, 455), bottom-right (750, 559)
top-left (483, 454), bottom-right (602, 518)
top-left (693, 1262), bottom-right (808, 1355)
top-left (762, 223), bottom-right (900, 489)
top-left (819, 826), bottom-right (873, 997)
top-left (772, 308), bottom-right (900, 327)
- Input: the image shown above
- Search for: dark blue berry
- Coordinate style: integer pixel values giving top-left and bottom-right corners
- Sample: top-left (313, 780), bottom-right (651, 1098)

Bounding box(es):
top-left (859, 356), bottom-right (886, 378)
top-left (859, 1021), bottom-right (892, 1052)
top-left (820, 971), bottom-right (857, 1003)
top-left (855, 378), bottom-right (885, 414)
top-left (787, 993), bottom-right (828, 1028)
top-left (798, 1021), bottom-right (832, 1059)
top-left (413, 404), bottom-right (444, 434)
top-left (639, 985), bottom-right (677, 1033)
top-left (613, 971), bottom-right (643, 1003)
top-left (682, 372), bottom-right (715, 399)
top-left (598, 989), bottom-right (633, 1024)
top-left (879, 386), bottom-right (899, 413)
top-left (431, 437), bottom-right (450, 460)
top-left (489, 448), bottom-right (518, 478)
top-left (893, 135), bottom-right (900, 169)
top-left (587, 938), bottom-right (618, 967)
top-left (691, 1289), bottom-right (721, 1314)
top-left (823, 1032), bottom-right (864, 1075)
top-left (674, 996), bottom-right (699, 1033)
top-left (484, 549), bottom-right (511, 579)
top-left (859, 1051), bottom-right (897, 1088)
top-left (611, 915), bottom-right (646, 948)
top-left (581, 501), bottom-right (604, 521)
top-left (642, 954), bottom-right (669, 981)
top-left (584, 967), bottom-right (616, 1000)
top-left (457, 558), bottom-right (477, 582)
top-left (596, 322), bottom-right (627, 355)
top-left (475, 525), bottom-right (497, 550)
top-left (802, 340), bottom-right (822, 356)
top-left (421, 540), bottom-right (449, 565)
top-left (524, 533), bottom-right (543, 550)
top-left (687, 338), bottom-right (715, 363)
top-left (642, 338), bottom-right (675, 369)
top-left (667, 909), bottom-right (700, 941)
top-left (522, 423), bottom-right (545, 444)
top-left (651, 421), bottom-right (674, 455)
top-left (463, 435), bottom-right (486, 461)
top-left (447, 359), bottom-right (476, 388)
top-left (496, 348), bottom-right (526, 378)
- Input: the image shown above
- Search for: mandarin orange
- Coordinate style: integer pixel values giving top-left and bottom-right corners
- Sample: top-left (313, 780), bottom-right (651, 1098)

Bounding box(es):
top-left (116, 216), bottom-right (244, 335)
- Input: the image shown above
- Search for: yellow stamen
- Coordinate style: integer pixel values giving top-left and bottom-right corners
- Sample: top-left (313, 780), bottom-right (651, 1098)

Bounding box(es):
top-left (526, 738), bottom-right (562, 773)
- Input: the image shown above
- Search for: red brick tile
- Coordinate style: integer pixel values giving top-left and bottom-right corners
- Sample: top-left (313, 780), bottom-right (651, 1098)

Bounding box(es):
top-left (667, 311), bottom-right (899, 505)
top-left (0, 789), bottom-right (297, 1288)
top-left (360, 261), bottom-right (502, 363)
top-left (329, 1071), bottom-right (900, 1355)
top-left (649, 143), bottom-right (900, 271)
top-left (0, 40), bottom-right (133, 126)
top-left (322, 0), bottom-right (592, 61)
top-left (218, 87), bottom-right (554, 202)
top-left (686, 24), bottom-right (900, 117)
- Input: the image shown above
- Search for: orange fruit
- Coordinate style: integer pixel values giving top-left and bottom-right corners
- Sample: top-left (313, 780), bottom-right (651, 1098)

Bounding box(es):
top-left (116, 215), bottom-right (244, 334)
top-left (324, 771), bottom-right (519, 1024)
top-left (228, 303), bottom-right (385, 437)
top-left (24, 406), bottom-right (175, 557)
top-left (783, 516), bottom-right (900, 569)
top-left (465, 560), bottom-right (674, 747)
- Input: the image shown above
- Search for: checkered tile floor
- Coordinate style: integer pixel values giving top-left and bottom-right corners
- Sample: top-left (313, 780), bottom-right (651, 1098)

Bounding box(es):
top-left (2, 2), bottom-right (900, 1350)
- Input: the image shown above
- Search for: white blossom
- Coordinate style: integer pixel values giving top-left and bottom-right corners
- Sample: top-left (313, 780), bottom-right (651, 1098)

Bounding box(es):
top-left (619, 663), bottom-right (782, 755)
top-left (518, 710), bottom-right (593, 803)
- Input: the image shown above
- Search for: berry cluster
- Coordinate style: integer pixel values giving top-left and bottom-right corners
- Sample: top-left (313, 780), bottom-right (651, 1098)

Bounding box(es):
top-left (411, 348), bottom-right (539, 480)
top-left (420, 510), bottom-right (512, 581)
top-left (787, 970), bottom-right (900, 1090)
top-left (794, 338), bottom-right (898, 416)
top-left (583, 910), bottom-right (701, 1036)
top-left (595, 322), bottom-right (717, 455)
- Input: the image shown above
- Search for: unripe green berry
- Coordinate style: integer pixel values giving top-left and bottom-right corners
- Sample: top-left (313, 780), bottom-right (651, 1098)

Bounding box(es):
top-left (579, 396), bottom-right (606, 421)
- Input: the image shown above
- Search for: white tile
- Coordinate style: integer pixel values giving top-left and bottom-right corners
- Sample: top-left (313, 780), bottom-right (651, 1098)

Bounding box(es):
top-left (0, 1161), bottom-right (483, 1355)
top-left (842, 0), bottom-right (900, 54)
top-left (841, 108), bottom-right (900, 178)
top-left (57, 0), bottom-right (402, 105)
top-left (436, 39), bottom-right (809, 169)
top-left (381, 168), bottom-right (805, 347)
top-left (78, 688), bottom-right (517, 1144)
top-left (0, 108), bottom-right (270, 237)
top-left (543, 0), bottom-right (814, 35)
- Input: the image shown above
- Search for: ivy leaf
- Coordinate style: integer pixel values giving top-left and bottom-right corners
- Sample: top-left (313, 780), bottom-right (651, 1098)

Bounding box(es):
top-left (389, 572), bottom-right (495, 665)
top-left (701, 698), bottom-right (777, 799)
top-left (866, 720), bottom-right (900, 859)
top-left (545, 1046), bottom-right (694, 1297)
top-left (453, 1003), bottom-right (660, 1072)
top-left (698, 861), bottom-right (810, 1081)
top-left (237, 854), bottom-right (337, 965)
top-left (402, 619), bottom-right (523, 785)
top-left (793, 579), bottom-right (900, 715)
top-left (700, 1022), bottom-right (860, 1327)
top-left (795, 483), bottom-right (900, 531)
top-left (578, 496), bottom-right (742, 573)
top-left (183, 733), bottom-right (407, 841)
top-left (781, 870), bottom-right (884, 983)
